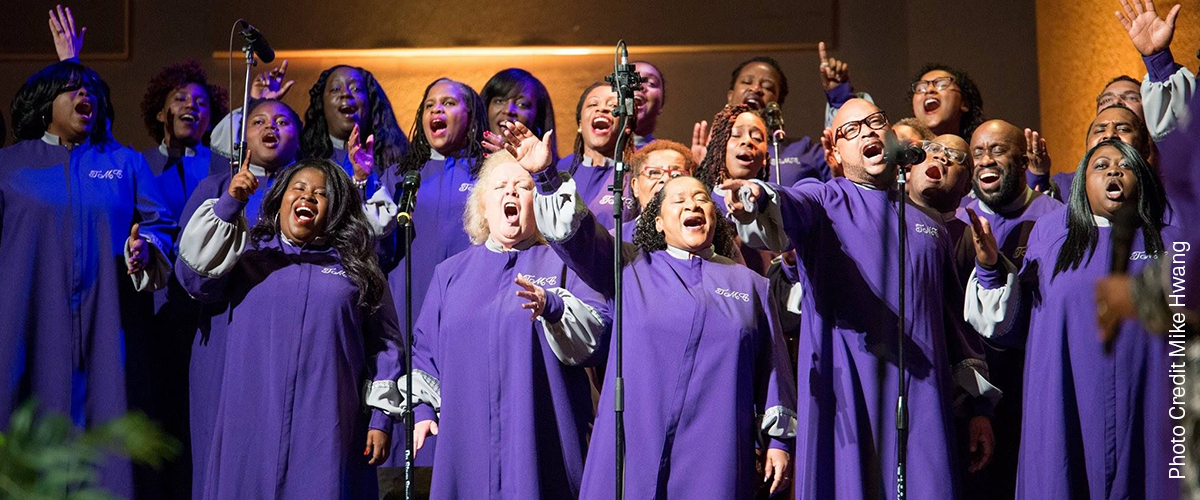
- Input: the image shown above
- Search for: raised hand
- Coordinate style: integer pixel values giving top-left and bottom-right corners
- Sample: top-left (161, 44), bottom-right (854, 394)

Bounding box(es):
top-left (966, 208), bottom-right (998, 267)
top-left (48, 4), bottom-right (85, 61)
top-left (228, 152), bottom-right (259, 202)
top-left (481, 130), bottom-right (506, 157)
top-left (413, 419), bottom-right (438, 459)
top-left (820, 126), bottom-right (840, 175)
top-left (817, 41), bottom-right (850, 92)
top-left (364, 429), bottom-right (389, 465)
top-left (515, 275), bottom-right (547, 321)
top-left (501, 121), bottom-right (554, 174)
top-left (127, 223), bottom-right (148, 274)
top-left (763, 448), bottom-right (791, 495)
top-left (1024, 128), bottom-right (1050, 175)
top-left (251, 60), bottom-right (295, 100)
top-left (348, 123), bottom-right (373, 181)
top-left (691, 120), bottom-right (710, 164)
top-left (1116, 0), bottom-right (1181, 57)
top-left (967, 416), bottom-right (994, 473)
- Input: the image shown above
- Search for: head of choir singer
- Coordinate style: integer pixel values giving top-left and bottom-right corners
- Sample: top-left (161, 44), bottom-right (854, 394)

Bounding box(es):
top-left (463, 150), bottom-right (543, 249)
top-left (140, 60), bottom-right (227, 149)
top-left (12, 60), bottom-right (113, 145)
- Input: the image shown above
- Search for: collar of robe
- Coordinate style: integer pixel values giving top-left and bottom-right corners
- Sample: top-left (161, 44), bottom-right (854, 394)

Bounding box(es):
top-left (1092, 213), bottom-right (1112, 227)
top-left (485, 235), bottom-right (541, 253)
top-left (666, 244), bottom-right (717, 261)
top-left (41, 131), bottom-right (80, 150)
top-left (430, 147), bottom-right (474, 161)
top-left (940, 210), bottom-right (959, 223)
top-left (581, 153), bottom-right (615, 168)
top-left (330, 134), bottom-right (346, 151)
top-left (978, 186), bottom-right (1035, 215)
top-left (248, 163), bottom-right (273, 178)
top-left (159, 141), bottom-right (197, 158)
top-left (279, 231), bottom-right (329, 250)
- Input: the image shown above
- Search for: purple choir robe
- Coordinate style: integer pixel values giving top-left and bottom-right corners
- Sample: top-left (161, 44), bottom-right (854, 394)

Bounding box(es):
top-left (1157, 89), bottom-right (1200, 307)
top-left (413, 242), bottom-right (608, 499)
top-left (0, 138), bottom-right (176, 499)
top-left (974, 207), bottom-right (1180, 499)
top-left (535, 167), bottom-right (797, 499)
top-left (764, 177), bottom-right (965, 500)
top-left (328, 144), bottom-right (381, 199)
top-left (556, 154), bottom-right (638, 231)
top-left (174, 165), bottom-right (287, 500)
top-left (379, 153), bottom-right (478, 466)
top-left (773, 136), bottom-right (832, 187)
top-left (176, 193), bottom-right (403, 500)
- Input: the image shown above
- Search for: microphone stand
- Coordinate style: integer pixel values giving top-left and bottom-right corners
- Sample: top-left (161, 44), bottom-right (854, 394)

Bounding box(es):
top-left (771, 130), bottom-right (784, 184)
top-left (232, 27), bottom-right (257, 177)
top-left (894, 161), bottom-right (908, 500)
top-left (604, 39), bottom-right (642, 500)
top-left (396, 179), bottom-right (418, 500)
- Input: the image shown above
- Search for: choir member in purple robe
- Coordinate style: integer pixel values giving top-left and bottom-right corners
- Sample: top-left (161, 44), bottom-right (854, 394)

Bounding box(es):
top-left (301, 65), bottom-right (409, 198)
top-left (907, 135), bottom-right (972, 243)
top-left (909, 64), bottom-right (985, 140)
top-left (620, 139), bottom-right (697, 241)
top-left (1030, 105), bottom-right (1154, 202)
top-left (0, 60), bottom-right (176, 499)
top-left (513, 121), bottom-right (797, 498)
top-left (554, 82), bottom-right (637, 231)
top-left (632, 61), bottom-right (665, 148)
top-left (965, 138), bottom-right (1180, 499)
top-left (175, 157), bottom-right (402, 499)
top-left (378, 77), bottom-right (488, 466)
top-left (725, 98), bottom-right (996, 499)
top-left (177, 97), bottom-right (303, 500)
top-left (403, 149), bottom-right (609, 499)
top-left (480, 68), bottom-right (557, 159)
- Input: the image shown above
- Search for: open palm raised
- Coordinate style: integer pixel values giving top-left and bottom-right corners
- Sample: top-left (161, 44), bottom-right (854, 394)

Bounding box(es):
top-left (1115, 0), bottom-right (1181, 57)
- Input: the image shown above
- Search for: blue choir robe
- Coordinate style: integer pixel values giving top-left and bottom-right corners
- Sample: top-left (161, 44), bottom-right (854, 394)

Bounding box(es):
top-left (533, 164), bottom-right (798, 499)
top-left (0, 136), bottom-right (176, 499)
top-left (966, 207), bottom-right (1181, 500)
top-left (175, 192), bottom-right (404, 500)
top-left (408, 239), bottom-right (610, 499)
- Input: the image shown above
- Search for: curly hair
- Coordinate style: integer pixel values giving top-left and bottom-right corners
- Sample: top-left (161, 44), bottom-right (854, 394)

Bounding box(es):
top-left (1054, 139), bottom-right (1168, 278)
top-left (302, 65), bottom-right (409, 173)
top-left (249, 158), bottom-right (387, 310)
top-left (632, 176), bottom-right (738, 259)
top-left (694, 104), bottom-right (767, 186)
top-left (395, 78), bottom-right (487, 178)
top-left (11, 60), bottom-right (113, 144)
top-left (907, 63), bottom-right (985, 139)
top-left (139, 60), bottom-right (228, 145)
top-left (481, 68), bottom-right (557, 158)
top-left (729, 56), bottom-right (789, 106)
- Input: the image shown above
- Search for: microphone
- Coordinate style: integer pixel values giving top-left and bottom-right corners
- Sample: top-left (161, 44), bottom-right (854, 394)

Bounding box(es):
top-left (606, 40), bottom-right (643, 120)
top-left (764, 102), bottom-right (786, 135)
top-left (396, 170), bottom-right (421, 225)
top-left (238, 21), bottom-right (275, 63)
top-left (884, 135), bottom-right (926, 168)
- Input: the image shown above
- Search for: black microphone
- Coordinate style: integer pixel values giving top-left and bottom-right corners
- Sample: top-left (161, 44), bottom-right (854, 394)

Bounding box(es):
top-left (396, 170), bottom-right (421, 225)
top-left (238, 21), bottom-right (275, 63)
top-left (764, 102), bottom-right (786, 134)
top-left (606, 40), bottom-right (643, 119)
top-left (884, 135), bottom-right (926, 168)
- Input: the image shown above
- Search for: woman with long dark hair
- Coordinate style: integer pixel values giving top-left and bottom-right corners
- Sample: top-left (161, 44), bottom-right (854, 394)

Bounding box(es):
top-left (965, 139), bottom-right (1178, 499)
top-left (513, 123), bottom-right (796, 499)
top-left (301, 65), bottom-right (409, 197)
top-left (377, 77), bottom-right (487, 466)
top-left (0, 60), bottom-right (176, 499)
top-left (175, 158), bottom-right (402, 499)
top-left (480, 68), bottom-right (557, 159)
top-left (552, 82), bottom-right (637, 231)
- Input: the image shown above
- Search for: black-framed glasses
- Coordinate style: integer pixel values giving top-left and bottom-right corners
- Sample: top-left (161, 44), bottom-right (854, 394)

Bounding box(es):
top-left (835, 111), bottom-right (889, 141)
top-left (911, 76), bottom-right (957, 94)
top-left (921, 140), bottom-right (968, 164)
top-left (640, 166), bottom-right (687, 181)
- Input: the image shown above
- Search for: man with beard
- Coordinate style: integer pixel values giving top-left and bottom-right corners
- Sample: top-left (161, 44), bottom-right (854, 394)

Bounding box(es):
top-left (955, 119), bottom-right (1062, 499)
top-left (722, 98), bottom-right (996, 499)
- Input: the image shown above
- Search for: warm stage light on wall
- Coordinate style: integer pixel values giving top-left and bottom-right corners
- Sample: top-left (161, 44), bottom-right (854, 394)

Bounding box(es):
top-left (211, 43), bottom-right (810, 60)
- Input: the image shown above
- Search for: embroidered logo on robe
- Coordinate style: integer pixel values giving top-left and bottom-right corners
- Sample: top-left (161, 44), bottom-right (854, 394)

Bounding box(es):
top-left (1129, 251), bottom-right (1158, 261)
top-left (598, 194), bottom-right (636, 209)
top-left (89, 169), bottom-right (124, 180)
top-left (518, 274), bottom-right (558, 287)
top-left (322, 267), bottom-right (349, 277)
top-left (914, 223), bottom-right (939, 238)
top-left (714, 287), bottom-right (751, 302)
top-left (779, 157), bottom-right (803, 165)
top-left (1012, 246), bottom-right (1027, 260)
top-left (458, 183), bottom-right (473, 192)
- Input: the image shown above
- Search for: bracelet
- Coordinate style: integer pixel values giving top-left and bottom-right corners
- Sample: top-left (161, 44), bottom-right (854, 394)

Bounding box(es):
top-left (353, 177), bottom-right (367, 190)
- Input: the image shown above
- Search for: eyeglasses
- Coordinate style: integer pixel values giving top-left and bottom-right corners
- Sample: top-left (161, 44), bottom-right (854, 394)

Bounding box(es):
top-left (834, 111), bottom-right (889, 141)
top-left (921, 140), bottom-right (968, 164)
top-left (911, 77), bottom-right (958, 94)
top-left (1096, 91), bottom-right (1141, 108)
top-left (640, 166), bottom-right (687, 181)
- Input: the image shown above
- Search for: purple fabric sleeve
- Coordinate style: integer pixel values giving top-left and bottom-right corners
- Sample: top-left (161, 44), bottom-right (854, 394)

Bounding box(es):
top-left (541, 291), bottom-right (565, 323)
top-left (825, 81), bottom-right (855, 107)
top-left (975, 260), bottom-right (1010, 290)
top-left (1143, 49), bottom-right (1178, 83)
top-left (533, 163), bottom-right (562, 195)
top-left (213, 191), bottom-right (247, 223)
top-left (1026, 170), bottom-right (1051, 193)
top-left (370, 410), bottom-right (393, 433)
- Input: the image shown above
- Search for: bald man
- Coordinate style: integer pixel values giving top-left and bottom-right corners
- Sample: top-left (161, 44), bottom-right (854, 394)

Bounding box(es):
top-left (723, 99), bottom-right (997, 499)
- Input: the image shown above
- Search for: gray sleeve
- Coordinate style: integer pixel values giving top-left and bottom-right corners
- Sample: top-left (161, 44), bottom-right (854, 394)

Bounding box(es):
top-left (728, 180), bottom-right (791, 253)
top-left (210, 107), bottom-right (242, 159)
top-left (1142, 67), bottom-right (1197, 142)
top-left (363, 369), bottom-right (442, 417)
top-left (177, 197), bottom-right (249, 277)
top-left (363, 184), bottom-right (398, 239)
top-left (538, 287), bottom-right (608, 366)
top-left (533, 172), bottom-right (588, 243)
top-left (963, 257), bottom-right (1021, 341)
top-left (125, 240), bottom-right (171, 292)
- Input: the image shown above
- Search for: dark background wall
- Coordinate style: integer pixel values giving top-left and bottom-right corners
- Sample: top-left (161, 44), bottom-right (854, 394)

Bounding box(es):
top-left (0, 0), bottom-right (1040, 164)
